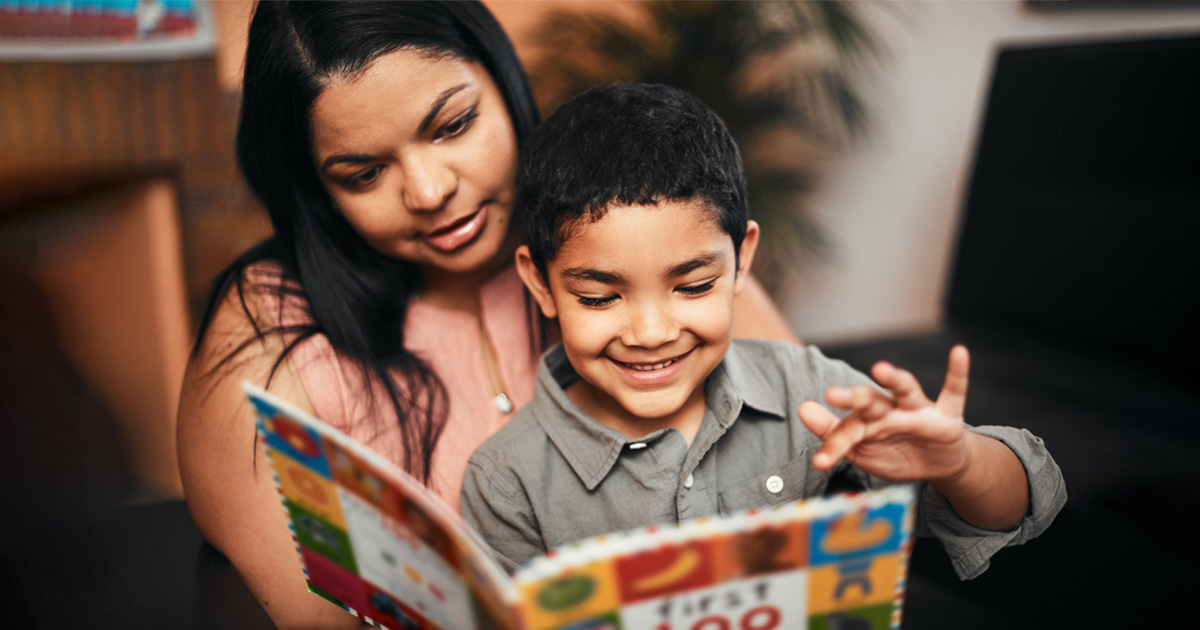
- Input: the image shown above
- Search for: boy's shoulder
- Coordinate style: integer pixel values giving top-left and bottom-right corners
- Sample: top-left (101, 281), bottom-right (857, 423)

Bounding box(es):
top-left (718, 340), bottom-right (873, 405)
top-left (724, 338), bottom-right (843, 379)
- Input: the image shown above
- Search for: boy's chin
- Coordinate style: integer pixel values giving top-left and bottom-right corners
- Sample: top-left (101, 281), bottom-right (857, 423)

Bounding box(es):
top-left (611, 391), bottom-right (695, 422)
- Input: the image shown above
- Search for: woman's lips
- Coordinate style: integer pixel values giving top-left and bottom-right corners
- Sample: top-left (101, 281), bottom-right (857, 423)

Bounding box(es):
top-left (424, 206), bottom-right (487, 253)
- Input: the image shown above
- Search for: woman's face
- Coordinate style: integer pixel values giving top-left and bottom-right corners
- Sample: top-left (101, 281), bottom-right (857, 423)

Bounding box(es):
top-left (310, 48), bottom-right (519, 279)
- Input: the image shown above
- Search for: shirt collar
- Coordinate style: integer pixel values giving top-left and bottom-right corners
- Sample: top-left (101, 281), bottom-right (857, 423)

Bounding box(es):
top-left (530, 341), bottom-right (788, 491)
top-left (708, 340), bottom-right (789, 424)
top-left (530, 345), bottom-right (638, 491)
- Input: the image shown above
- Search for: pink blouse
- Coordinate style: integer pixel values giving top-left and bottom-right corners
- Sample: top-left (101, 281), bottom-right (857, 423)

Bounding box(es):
top-left (251, 262), bottom-right (540, 513)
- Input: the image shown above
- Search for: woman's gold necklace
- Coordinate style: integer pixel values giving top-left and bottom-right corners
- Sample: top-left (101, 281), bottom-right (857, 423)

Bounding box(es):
top-left (479, 317), bottom-right (513, 414)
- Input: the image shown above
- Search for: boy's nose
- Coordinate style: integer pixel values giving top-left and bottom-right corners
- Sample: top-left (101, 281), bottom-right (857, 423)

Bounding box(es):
top-left (401, 155), bottom-right (457, 213)
top-left (622, 303), bottom-right (680, 349)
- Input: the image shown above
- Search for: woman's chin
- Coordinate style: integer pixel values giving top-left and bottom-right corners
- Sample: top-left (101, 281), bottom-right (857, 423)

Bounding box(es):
top-left (417, 233), bottom-right (516, 280)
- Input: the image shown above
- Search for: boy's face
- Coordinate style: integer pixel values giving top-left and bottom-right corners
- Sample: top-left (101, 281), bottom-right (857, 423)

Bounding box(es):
top-left (517, 200), bottom-right (759, 433)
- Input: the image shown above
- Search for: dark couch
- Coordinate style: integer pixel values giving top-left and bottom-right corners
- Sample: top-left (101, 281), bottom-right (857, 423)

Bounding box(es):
top-left (825, 34), bottom-right (1200, 628)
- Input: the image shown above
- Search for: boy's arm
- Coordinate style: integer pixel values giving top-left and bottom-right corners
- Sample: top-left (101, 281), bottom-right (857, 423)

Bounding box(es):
top-left (800, 346), bottom-right (1038, 529)
top-left (925, 428), bottom-right (1028, 530)
top-left (460, 457), bottom-right (546, 574)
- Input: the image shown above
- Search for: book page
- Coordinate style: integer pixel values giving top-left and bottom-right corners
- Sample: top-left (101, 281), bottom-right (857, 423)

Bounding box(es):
top-left (512, 485), bottom-right (916, 630)
top-left (244, 384), bottom-right (518, 630)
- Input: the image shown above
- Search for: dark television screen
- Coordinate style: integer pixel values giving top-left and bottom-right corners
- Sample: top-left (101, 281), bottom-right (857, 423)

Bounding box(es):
top-left (947, 35), bottom-right (1200, 378)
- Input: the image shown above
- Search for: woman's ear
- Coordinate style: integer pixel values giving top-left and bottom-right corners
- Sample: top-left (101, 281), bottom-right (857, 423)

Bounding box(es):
top-left (515, 245), bottom-right (559, 319)
top-left (733, 220), bottom-right (761, 295)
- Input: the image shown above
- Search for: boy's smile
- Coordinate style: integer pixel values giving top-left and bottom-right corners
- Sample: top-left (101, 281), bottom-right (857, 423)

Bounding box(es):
top-left (517, 200), bottom-right (759, 442)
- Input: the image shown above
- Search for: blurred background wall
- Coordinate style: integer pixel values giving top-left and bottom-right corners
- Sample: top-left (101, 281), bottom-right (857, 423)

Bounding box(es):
top-left (773, 1), bottom-right (1200, 344)
top-left (2, 0), bottom-right (1198, 500)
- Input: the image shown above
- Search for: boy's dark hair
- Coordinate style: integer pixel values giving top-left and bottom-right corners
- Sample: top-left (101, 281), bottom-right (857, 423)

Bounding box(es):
top-left (518, 83), bottom-right (749, 272)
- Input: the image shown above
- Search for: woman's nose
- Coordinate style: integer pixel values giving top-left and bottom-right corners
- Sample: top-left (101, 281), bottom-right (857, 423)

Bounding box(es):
top-left (401, 155), bottom-right (457, 213)
top-left (622, 302), bottom-right (680, 349)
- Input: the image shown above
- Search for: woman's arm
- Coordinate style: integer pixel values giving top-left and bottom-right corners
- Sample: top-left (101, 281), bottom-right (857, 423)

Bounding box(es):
top-left (177, 288), bottom-right (360, 630)
top-left (732, 274), bottom-right (801, 344)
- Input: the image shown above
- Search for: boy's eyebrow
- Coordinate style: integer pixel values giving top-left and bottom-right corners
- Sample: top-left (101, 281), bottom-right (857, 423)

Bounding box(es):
top-left (561, 267), bottom-right (625, 284)
top-left (320, 84), bottom-right (469, 171)
top-left (561, 251), bottom-right (725, 284)
top-left (668, 251), bottom-right (725, 278)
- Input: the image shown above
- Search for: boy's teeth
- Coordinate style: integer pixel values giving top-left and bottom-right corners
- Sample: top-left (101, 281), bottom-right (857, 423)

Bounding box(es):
top-left (625, 359), bottom-right (675, 371)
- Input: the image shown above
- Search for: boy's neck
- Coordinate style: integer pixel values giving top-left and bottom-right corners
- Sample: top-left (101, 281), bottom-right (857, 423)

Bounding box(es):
top-left (565, 379), bottom-right (708, 448)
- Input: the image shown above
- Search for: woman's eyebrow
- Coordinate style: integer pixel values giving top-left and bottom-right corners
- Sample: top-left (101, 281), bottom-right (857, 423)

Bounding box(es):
top-left (418, 83), bottom-right (469, 133)
top-left (322, 153), bottom-right (375, 170)
top-left (320, 83), bottom-right (471, 172)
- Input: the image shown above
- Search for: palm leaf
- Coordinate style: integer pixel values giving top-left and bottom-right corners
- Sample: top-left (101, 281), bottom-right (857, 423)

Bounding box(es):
top-left (524, 1), bottom-right (881, 287)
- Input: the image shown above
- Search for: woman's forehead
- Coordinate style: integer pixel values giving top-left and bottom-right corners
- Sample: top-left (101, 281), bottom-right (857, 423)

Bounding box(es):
top-left (310, 49), bottom-right (485, 152)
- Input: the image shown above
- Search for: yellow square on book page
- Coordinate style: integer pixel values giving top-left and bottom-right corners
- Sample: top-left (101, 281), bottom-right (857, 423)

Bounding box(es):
top-left (807, 553), bottom-right (902, 614)
top-left (272, 451), bottom-right (347, 530)
top-left (519, 560), bottom-right (621, 630)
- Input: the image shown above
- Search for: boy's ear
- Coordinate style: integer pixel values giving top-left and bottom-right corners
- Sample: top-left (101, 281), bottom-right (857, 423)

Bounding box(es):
top-left (515, 245), bottom-right (559, 319)
top-left (733, 220), bottom-right (760, 295)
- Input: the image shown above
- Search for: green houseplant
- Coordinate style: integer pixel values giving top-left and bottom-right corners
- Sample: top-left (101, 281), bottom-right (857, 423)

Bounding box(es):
top-left (524, 0), bottom-right (881, 288)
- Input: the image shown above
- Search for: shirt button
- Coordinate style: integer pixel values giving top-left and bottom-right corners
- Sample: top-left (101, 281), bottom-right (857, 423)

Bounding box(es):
top-left (629, 442), bottom-right (647, 450)
top-left (683, 473), bottom-right (694, 489)
top-left (765, 475), bottom-right (784, 494)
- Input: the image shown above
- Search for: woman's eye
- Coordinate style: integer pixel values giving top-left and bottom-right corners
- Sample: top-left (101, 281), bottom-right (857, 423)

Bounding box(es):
top-left (435, 109), bottom-right (478, 141)
top-left (678, 279), bottom-right (717, 296)
top-left (577, 294), bottom-right (617, 308)
top-left (341, 165), bottom-right (382, 190)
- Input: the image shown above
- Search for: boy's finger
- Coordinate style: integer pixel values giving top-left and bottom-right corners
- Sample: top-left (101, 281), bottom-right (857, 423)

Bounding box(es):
top-left (813, 413), bottom-right (867, 470)
top-left (937, 345), bottom-right (970, 417)
top-left (825, 385), bottom-right (891, 417)
top-left (857, 388), bottom-right (895, 421)
top-left (840, 385), bottom-right (894, 422)
top-left (872, 361), bottom-right (929, 408)
top-left (797, 401), bottom-right (838, 438)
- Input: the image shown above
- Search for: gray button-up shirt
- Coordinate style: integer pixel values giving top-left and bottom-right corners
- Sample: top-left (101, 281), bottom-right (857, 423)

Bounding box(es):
top-left (461, 340), bottom-right (1066, 579)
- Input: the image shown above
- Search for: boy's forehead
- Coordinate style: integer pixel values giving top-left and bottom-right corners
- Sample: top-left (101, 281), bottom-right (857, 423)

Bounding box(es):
top-left (557, 198), bottom-right (721, 246)
top-left (550, 199), bottom-right (731, 273)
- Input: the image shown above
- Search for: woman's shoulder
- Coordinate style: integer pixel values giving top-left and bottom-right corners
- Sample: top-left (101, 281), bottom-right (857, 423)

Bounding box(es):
top-left (234, 259), bottom-right (314, 330)
top-left (193, 257), bottom-right (368, 438)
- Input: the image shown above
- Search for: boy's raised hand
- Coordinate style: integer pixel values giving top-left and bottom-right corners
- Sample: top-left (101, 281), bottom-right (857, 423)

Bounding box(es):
top-left (798, 345), bottom-right (974, 484)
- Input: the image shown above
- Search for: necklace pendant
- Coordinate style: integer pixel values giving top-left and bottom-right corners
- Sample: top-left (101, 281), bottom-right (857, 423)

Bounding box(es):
top-left (492, 392), bottom-right (513, 414)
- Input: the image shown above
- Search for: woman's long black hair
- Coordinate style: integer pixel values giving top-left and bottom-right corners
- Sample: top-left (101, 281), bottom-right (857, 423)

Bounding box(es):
top-left (193, 1), bottom-right (540, 482)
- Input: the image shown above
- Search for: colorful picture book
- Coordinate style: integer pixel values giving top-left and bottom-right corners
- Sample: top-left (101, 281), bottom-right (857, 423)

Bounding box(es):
top-left (245, 383), bottom-right (917, 630)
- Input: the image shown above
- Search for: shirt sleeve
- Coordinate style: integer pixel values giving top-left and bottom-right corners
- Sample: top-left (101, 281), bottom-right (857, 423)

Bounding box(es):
top-left (800, 345), bottom-right (1068, 581)
top-left (460, 454), bottom-right (546, 574)
top-left (911, 424), bottom-right (1067, 580)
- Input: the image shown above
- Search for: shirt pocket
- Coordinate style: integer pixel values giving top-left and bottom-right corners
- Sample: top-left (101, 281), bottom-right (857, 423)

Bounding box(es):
top-left (718, 456), bottom-right (811, 516)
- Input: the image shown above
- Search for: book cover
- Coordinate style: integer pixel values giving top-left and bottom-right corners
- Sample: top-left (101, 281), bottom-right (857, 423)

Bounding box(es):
top-left (245, 383), bottom-right (916, 630)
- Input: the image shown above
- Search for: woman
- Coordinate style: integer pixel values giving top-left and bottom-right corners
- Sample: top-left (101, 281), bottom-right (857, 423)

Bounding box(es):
top-left (176, 2), bottom-right (798, 628)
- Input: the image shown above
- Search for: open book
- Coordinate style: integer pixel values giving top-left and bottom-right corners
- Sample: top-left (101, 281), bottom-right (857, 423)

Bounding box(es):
top-left (245, 383), bottom-right (917, 630)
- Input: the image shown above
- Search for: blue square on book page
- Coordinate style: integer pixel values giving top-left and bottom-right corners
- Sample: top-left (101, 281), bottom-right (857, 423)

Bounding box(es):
top-left (254, 398), bottom-right (333, 479)
top-left (809, 503), bottom-right (906, 566)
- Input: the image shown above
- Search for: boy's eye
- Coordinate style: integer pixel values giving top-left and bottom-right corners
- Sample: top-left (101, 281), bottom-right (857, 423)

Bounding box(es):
top-left (576, 294), bottom-right (617, 308)
top-left (677, 279), bottom-right (717, 296)
top-left (435, 108), bottom-right (478, 141)
top-left (341, 165), bottom-right (383, 190)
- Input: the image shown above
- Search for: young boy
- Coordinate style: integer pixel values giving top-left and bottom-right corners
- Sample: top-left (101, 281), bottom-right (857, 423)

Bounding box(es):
top-left (461, 83), bottom-right (1065, 578)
